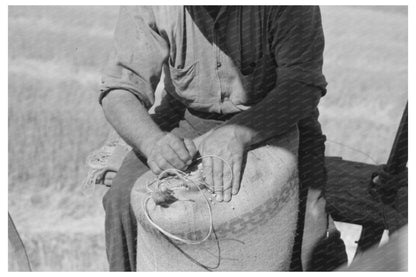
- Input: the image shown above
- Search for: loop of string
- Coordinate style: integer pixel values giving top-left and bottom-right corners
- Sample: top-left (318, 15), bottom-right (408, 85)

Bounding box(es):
top-left (143, 155), bottom-right (233, 245)
top-left (326, 139), bottom-right (379, 164)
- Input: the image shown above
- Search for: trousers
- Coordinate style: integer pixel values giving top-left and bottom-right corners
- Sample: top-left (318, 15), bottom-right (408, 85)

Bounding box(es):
top-left (102, 94), bottom-right (326, 271)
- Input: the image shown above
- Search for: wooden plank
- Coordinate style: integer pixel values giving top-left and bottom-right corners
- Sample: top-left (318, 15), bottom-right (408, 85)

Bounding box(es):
top-left (325, 157), bottom-right (406, 230)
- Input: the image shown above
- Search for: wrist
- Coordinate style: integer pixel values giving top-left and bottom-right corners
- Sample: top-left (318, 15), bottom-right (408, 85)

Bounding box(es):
top-left (224, 124), bottom-right (255, 148)
top-left (137, 130), bottom-right (165, 157)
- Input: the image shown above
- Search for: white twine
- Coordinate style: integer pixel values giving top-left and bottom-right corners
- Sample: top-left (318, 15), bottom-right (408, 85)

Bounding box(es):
top-left (142, 155), bottom-right (233, 244)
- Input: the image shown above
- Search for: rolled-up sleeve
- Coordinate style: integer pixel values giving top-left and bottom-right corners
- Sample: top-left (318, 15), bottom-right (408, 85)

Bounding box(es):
top-left (99, 6), bottom-right (169, 109)
top-left (270, 6), bottom-right (327, 95)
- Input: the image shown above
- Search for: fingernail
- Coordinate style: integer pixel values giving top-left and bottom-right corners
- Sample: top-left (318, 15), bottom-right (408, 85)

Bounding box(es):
top-left (216, 194), bottom-right (223, 202)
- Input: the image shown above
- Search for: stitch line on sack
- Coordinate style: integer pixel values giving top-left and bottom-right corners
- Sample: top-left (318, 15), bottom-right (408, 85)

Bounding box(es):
top-left (140, 171), bottom-right (298, 241)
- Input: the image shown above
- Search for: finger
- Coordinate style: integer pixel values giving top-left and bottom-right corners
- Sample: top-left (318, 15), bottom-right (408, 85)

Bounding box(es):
top-left (105, 171), bottom-right (117, 180)
top-left (183, 138), bottom-right (198, 159)
top-left (202, 156), bottom-right (214, 192)
top-left (162, 144), bottom-right (186, 169)
top-left (148, 160), bottom-right (162, 175)
top-left (222, 161), bottom-right (233, 202)
top-left (213, 158), bottom-right (223, 202)
top-left (104, 171), bottom-right (117, 187)
top-left (104, 177), bottom-right (113, 187)
top-left (95, 171), bottom-right (106, 184)
top-left (155, 154), bottom-right (176, 171)
top-left (170, 138), bottom-right (192, 163)
top-left (232, 157), bottom-right (243, 195)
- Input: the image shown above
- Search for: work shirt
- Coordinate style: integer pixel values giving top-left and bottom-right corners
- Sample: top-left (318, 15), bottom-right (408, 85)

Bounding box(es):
top-left (100, 8), bottom-right (328, 271)
top-left (100, 6), bottom-right (327, 114)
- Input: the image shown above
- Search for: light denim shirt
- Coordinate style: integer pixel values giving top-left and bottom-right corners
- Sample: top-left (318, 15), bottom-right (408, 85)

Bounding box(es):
top-left (100, 6), bottom-right (327, 114)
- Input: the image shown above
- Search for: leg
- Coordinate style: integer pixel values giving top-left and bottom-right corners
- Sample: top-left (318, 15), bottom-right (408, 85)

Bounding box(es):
top-left (296, 112), bottom-right (329, 270)
top-left (102, 151), bottom-right (149, 271)
top-left (300, 121), bottom-right (347, 271)
top-left (301, 187), bottom-right (328, 270)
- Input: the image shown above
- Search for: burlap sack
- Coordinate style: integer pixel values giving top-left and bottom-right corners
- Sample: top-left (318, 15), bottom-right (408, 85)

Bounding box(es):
top-left (131, 127), bottom-right (299, 271)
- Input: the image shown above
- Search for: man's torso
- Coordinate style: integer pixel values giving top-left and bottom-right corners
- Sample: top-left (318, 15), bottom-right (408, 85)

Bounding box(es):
top-left (144, 6), bottom-right (278, 114)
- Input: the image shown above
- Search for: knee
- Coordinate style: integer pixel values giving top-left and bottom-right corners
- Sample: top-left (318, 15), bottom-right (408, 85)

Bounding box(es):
top-left (305, 188), bottom-right (327, 220)
top-left (103, 182), bottom-right (133, 215)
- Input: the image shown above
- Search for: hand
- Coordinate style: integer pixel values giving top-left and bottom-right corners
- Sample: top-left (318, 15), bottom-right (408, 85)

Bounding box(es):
top-left (103, 171), bottom-right (116, 187)
top-left (145, 132), bottom-right (197, 175)
top-left (197, 125), bottom-right (251, 202)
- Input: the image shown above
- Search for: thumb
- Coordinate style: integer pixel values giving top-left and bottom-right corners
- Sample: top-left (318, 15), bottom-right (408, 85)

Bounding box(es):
top-left (183, 138), bottom-right (197, 159)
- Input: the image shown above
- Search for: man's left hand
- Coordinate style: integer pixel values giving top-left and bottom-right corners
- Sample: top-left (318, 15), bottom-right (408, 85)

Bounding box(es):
top-left (197, 125), bottom-right (252, 202)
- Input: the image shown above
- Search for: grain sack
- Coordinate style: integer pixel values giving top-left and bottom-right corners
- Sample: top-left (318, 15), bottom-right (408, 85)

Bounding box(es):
top-left (131, 127), bottom-right (299, 271)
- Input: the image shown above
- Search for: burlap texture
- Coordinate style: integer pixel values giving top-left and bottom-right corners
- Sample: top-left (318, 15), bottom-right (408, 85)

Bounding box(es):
top-left (131, 128), bottom-right (299, 271)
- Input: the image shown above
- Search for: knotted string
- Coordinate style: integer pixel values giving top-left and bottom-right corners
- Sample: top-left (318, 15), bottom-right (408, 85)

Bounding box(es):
top-left (143, 155), bottom-right (233, 244)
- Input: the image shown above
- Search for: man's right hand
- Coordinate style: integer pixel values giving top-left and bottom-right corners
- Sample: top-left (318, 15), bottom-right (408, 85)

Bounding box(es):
top-left (101, 90), bottom-right (197, 175)
top-left (144, 133), bottom-right (197, 175)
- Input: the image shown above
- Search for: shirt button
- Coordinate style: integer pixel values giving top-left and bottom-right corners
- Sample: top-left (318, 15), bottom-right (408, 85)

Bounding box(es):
top-left (216, 62), bottom-right (222, 68)
top-left (221, 94), bottom-right (229, 101)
